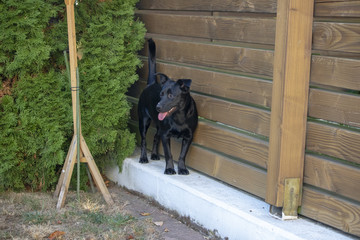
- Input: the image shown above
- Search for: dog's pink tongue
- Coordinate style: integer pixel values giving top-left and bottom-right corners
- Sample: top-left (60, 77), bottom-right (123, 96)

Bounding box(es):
top-left (158, 112), bottom-right (167, 121)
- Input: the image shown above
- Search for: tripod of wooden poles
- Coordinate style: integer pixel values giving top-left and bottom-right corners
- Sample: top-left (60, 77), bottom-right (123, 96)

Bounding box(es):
top-left (54, 0), bottom-right (114, 209)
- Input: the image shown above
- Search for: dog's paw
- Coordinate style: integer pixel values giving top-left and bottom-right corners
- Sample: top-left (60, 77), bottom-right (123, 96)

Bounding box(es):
top-left (139, 157), bottom-right (149, 164)
top-left (151, 153), bottom-right (160, 160)
top-left (164, 168), bottom-right (176, 175)
top-left (178, 168), bottom-right (189, 175)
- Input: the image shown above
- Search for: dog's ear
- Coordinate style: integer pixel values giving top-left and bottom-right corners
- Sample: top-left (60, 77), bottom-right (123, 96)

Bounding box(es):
top-left (177, 79), bottom-right (192, 93)
top-left (156, 73), bottom-right (170, 86)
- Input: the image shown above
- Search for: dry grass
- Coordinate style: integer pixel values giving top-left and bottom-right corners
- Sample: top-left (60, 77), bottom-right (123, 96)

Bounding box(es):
top-left (0, 190), bottom-right (162, 240)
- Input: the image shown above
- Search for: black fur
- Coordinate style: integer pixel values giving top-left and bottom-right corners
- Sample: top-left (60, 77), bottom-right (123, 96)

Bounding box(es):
top-left (138, 39), bottom-right (198, 175)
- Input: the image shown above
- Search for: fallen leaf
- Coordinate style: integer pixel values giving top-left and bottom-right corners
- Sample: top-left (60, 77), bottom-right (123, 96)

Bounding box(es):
top-left (154, 221), bottom-right (163, 226)
top-left (140, 212), bottom-right (151, 216)
top-left (164, 228), bottom-right (169, 232)
top-left (126, 235), bottom-right (134, 240)
top-left (48, 231), bottom-right (65, 240)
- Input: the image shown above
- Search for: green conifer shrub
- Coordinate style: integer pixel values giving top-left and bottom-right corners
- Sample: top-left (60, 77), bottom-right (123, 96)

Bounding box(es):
top-left (0, 0), bottom-right (145, 191)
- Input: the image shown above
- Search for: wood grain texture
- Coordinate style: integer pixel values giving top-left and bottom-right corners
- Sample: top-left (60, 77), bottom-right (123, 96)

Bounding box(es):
top-left (266, 0), bottom-right (314, 207)
top-left (139, 0), bottom-right (360, 17)
top-left (194, 121), bottom-right (269, 169)
top-left (304, 154), bottom-right (360, 202)
top-left (306, 121), bottom-right (360, 165)
top-left (140, 12), bottom-right (360, 53)
top-left (138, 60), bottom-right (273, 108)
top-left (313, 22), bottom-right (360, 53)
top-left (311, 55), bottom-right (360, 91)
top-left (314, 0), bottom-right (360, 17)
top-left (143, 38), bottom-right (360, 91)
top-left (137, 0), bottom-right (277, 13)
top-left (142, 38), bottom-right (274, 77)
top-left (308, 88), bottom-right (360, 128)
top-left (138, 12), bottom-right (276, 45)
top-left (193, 93), bottom-right (270, 137)
top-left (301, 187), bottom-right (360, 237)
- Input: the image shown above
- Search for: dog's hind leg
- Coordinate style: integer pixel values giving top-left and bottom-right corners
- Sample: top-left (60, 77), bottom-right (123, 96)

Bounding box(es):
top-left (161, 136), bottom-right (176, 175)
top-left (139, 116), bottom-right (151, 163)
top-left (177, 137), bottom-right (193, 175)
top-left (151, 127), bottom-right (160, 160)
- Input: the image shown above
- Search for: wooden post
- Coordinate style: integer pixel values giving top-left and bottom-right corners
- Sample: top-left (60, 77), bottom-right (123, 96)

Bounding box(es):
top-left (266, 0), bottom-right (314, 216)
top-left (54, 0), bottom-right (114, 209)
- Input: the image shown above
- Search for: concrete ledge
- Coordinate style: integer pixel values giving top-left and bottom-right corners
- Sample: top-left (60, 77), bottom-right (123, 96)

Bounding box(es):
top-left (105, 153), bottom-right (354, 240)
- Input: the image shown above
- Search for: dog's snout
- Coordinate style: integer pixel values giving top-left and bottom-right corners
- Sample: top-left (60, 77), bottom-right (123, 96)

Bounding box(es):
top-left (156, 104), bottom-right (161, 112)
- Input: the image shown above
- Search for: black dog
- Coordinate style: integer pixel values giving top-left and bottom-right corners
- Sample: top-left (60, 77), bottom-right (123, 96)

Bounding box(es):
top-left (138, 39), bottom-right (198, 175)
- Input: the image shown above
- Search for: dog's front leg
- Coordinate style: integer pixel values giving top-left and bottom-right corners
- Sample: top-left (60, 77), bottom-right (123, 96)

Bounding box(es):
top-left (161, 136), bottom-right (176, 175)
top-left (178, 137), bottom-right (192, 175)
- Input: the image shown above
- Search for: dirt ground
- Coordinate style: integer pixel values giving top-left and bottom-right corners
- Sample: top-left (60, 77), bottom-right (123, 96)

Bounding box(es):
top-left (0, 184), bottom-right (222, 240)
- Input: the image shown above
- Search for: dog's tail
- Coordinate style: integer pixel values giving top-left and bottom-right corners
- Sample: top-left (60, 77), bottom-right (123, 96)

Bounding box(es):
top-left (147, 38), bottom-right (156, 85)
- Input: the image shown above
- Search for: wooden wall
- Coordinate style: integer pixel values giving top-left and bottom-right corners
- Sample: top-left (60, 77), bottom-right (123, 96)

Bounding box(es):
top-left (128, 0), bottom-right (360, 236)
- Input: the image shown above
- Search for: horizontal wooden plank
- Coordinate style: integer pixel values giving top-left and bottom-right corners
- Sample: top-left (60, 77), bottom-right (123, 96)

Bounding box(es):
top-left (137, 0), bottom-right (277, 13)
top-left (313, 22), bottom-right (360, 53)
top-left (193, 93), bottom-right (270, 137)
top-left (137, 12), bottom-right (276, 45)
top-left (195, 121), bottom-right (268, 169)
top-left (304, 154), bottom-right (360, 202)
top-left (301, 187), bottom-right (360, 237)
top-left (306, 121), bottom-right (360, 165)
top-left (314, 0), bottom-right (360, 17)
top-left (129, 121), bottom-right (267, 198)
top-left (308, 88), bottom-right (360, 128)
top-left (141, 38), bottom-right (274, 77)
top-left (138, 60), bottom-right (273, 108)
top-left (311, 55), bottom-right (360, 91)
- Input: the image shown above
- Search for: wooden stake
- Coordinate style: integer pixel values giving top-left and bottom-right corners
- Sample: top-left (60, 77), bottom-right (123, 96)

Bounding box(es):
top-left (55, 0), bottom-right (114, 209)
top-left (266, 0), bottom-right (314, 208)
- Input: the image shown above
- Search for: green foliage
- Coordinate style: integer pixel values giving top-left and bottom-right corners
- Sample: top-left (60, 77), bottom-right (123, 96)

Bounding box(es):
top-left (0, 0), bottom-right (145, 191)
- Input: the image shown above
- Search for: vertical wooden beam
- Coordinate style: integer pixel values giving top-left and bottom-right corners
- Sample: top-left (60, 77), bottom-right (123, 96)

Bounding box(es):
top-left (266, 0), bottom-right (314, 209)
top-left (65, 0), bottom-right (80, 133)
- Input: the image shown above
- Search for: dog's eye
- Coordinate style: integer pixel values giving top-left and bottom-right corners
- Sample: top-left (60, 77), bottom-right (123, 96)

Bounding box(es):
top-left (168, 93), bottom-right (174, 99)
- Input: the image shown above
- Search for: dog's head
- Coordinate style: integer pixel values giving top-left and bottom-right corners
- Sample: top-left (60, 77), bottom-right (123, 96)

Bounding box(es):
top-left (155, 73), bottom-right (192, 121)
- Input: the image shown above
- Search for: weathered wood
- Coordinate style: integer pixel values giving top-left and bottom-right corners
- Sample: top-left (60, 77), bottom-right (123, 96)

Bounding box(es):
top-left (137, 12), bottom-right (276, 45)
top-left (313, 22), bottom-right (360, 53)
top-left (192, 94), bottom-right (271, 137)
top-left (137, 0), bottom-right (277, 13)
top-left (137, 60), bottom-right (273, 108)
top-left (266, 0), bottom-right (314, 207)
top-left (129, 122), bottom-right (267, 198)
top-left (306, 121), bottom-right (360, 165)
top-left (308, 88), bottom-right (360, 128)
top-left (301, 187), bottom-right (360, 237)
top-left (311, 55), bottom-right (360, 91)
top-left (304, 154), bottom-right (360, 202)
top-left (315, 0), bottom-right (360, 17)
